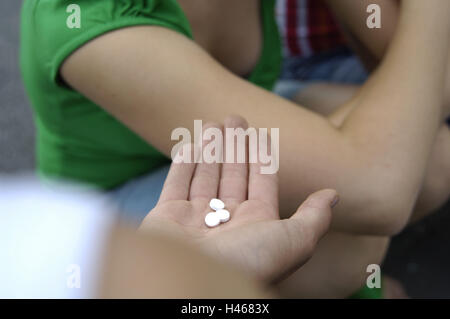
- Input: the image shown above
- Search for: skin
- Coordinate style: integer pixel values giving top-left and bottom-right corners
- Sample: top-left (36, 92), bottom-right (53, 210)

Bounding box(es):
top-left (327, 0), bottom-right (450, 107)
top-left (282, 1), bottom-right (450, 297)
top-left (101, 227), bottom-right (272, 298)
top-left (59, 0), bottom-right (450, 297)
top-left (139, 117), bottom-right (337, 284)
top-left (102, 117), bottom-right (337, 297)
top-left (61, 0), bottom-right (450, 236)
top-left (293, 83), bottom-right (450, 223)
top-left (324, 0), bottom-right (400, 70)
top-left (318, 0), bottom-right (450, 220)
top-left (327, 0), bottom-right (450, 118)
top-left (284, 1), bottom-right (450, 297)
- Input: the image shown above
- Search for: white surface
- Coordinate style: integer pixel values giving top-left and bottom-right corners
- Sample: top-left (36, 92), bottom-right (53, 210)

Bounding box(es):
top-left (0, 177), bottom-right (116, 298)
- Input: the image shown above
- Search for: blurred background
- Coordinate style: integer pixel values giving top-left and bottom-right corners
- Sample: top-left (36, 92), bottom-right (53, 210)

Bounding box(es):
top-left (1, 1), bottom-right (449, 298)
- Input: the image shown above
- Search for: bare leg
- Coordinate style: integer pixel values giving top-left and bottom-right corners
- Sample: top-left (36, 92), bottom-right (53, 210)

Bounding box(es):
top-left (278, 232), bottom-right (389, 298)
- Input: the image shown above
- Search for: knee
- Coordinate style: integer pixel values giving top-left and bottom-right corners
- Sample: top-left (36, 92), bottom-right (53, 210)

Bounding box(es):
top-left (277, 234), bottom-right (390, 299)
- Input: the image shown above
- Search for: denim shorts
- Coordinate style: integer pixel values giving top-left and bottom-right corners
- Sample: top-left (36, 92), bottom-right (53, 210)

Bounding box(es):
top-left (107, 48), bottom-right (369, 225)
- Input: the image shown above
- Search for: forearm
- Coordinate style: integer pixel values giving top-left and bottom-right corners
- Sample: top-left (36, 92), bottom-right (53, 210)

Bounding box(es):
top-left (330, 0), bottom-right (450, 120)
top-left (100, 226), bottom-right (271, 298)
top-left (329, 0), bottom-right (450, 118)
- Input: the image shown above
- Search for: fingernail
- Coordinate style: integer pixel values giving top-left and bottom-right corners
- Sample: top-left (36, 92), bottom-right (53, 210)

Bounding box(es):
top-left (330, 194), bottom-right (340, 208)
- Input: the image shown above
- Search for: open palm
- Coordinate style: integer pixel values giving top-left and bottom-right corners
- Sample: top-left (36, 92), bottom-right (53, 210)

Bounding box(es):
top-left (140, 116), bottom-right (337, 283)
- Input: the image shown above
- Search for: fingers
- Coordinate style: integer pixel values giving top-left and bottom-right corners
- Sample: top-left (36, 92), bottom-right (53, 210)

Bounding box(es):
top-left (189, 122), bottom-right (222, 200)
top-left (248, 127), bottom-right (278, 213)
top-left (157, 144), bottom-right (197, 204)
top-left (219, 116), bottom-right (249, 204)
top-left (281, 189), bottom-right (338, 269)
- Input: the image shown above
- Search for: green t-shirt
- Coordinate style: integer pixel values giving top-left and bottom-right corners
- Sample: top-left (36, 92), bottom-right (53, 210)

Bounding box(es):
top-left (20, 0), bottom-right (281, 189)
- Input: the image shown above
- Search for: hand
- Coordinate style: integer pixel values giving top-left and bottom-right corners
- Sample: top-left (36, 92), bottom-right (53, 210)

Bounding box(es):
top-left (140, 116), bottom-right (338, 283)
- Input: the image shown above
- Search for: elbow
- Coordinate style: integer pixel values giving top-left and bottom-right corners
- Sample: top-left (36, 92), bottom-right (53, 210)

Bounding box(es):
top-left (369, 203), bottom-right (411, 236)
top-left (357, 187), bottom-right (415, 236)
top-left (343, 162), bottom-right (420, 236)
top-left (334, 192), bottom-right (413, 236)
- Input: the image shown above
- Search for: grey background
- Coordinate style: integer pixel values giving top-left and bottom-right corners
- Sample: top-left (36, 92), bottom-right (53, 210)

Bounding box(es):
top-left (1, 1), bottom-right (449, 298)
top-left (0, 1), bottom-right (35, 173)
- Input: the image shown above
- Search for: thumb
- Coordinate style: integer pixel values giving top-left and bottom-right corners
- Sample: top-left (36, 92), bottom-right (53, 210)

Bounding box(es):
top-left (281, 189), bottom-right (338, 267)
top-left (290, 188), bottom-right (338, 241)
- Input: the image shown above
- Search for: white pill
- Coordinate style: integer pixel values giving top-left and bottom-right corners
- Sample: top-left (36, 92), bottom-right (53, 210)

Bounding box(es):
top-left (216, 209), bottom-right (230, 223)
top-left (204, 212), bottom-right (221, 228)
top-left (209, 198), bottom-right (225, 211)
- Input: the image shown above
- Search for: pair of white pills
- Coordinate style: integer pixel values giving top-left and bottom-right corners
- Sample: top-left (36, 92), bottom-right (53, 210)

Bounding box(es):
top-left (204, 198), bottom-right (230, 228)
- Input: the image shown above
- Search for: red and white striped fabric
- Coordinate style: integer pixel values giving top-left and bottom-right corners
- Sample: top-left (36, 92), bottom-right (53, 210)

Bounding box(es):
top-left (276, 0), bottom-right (347, 58)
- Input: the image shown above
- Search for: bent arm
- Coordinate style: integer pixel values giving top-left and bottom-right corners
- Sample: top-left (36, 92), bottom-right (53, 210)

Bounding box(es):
top-left (324, 0), bottom-right (400, 68)
top-left (326, 0), bottom-right (450, 117)
top-left (61, 1), bottom-right (450, 235)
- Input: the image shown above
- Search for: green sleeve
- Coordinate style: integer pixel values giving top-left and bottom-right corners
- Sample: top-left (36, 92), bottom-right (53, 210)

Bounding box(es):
top-left (24, 0), bottom-right (193, 84)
